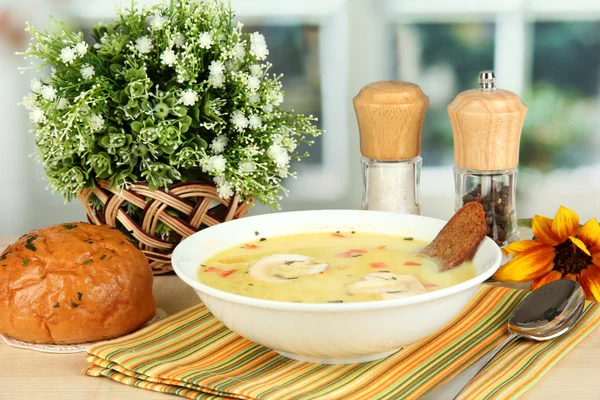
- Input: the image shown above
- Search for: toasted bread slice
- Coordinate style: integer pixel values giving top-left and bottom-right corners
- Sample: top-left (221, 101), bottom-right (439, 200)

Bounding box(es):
top-left (420, 202), bottom-right (487, 271)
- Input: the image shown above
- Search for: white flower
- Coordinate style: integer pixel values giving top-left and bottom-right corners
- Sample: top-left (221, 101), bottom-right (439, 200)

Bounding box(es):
top-left (248, 115), bottom-right (262, 129)
top-left (198, 32), bottom-right (214, 49)
top-left (231, 110), bottom-right (248, 132)
top-left (135, 36), bottom-right (154, 54)
top-left (88, 114), bottom-right (105, 132)
top-left (161, 49), bottom-right (177, 67)
top-left (56, 98), bottom-right (70, 110)
top-left (262, 104), bottom-right (273, 113)
top-left (232, 42), bottom-right (246, 61)
top-left (214, 176), bottom-right (234, 199)
top-left (239, 161), bottom-right (256, 175)
top-left (210, 135), bottom-right (228, 154)
top-left (29, 108), bottom-right (45, 123)
top-left (208, 60), bottom-right (225, 88)
top-left (203, 155), bottom-right (227, 174)
top-left (209, 74), bottom-right (224, 88)
top-left (75, 41), bottom-right (88, 57)
top-left (267, 144), bottom-right (290, 167)
top-left (80, 64), bottom-right (95, 80)
top-left (248, 93), bottom-right (260, 104)
top-left (249, 64), bottom-right (262, 76)
top-left (30, 78), bottom-right (42, 93)
top-left (40, 85), bottom-right (56, 101)
top-left (249, 32), bottom-right (269, 60)
top-left (149, 14), bottom-right (168, 30)
top-left (22, 94), bottom-right (37, 110)
top-left (282, 136), bottom-right (298, 151)
top-left (278, 167), bottom-right (289, 178)
top-left (209, 60), bottom-right (225, 76)
top-left (60, 47), bottom-right (76, 64)
top-left (173, 33), bottom-right (185, 48)
top-left (179, 89), bottom-right (198, 106)
top-left (269, 90), bottom-right (284, 106)
top-left (247, 76), bottom-right (260, 91)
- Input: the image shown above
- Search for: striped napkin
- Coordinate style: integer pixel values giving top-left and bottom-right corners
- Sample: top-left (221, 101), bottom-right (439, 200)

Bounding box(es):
top-left (83, 285), bottom-right (600, 399)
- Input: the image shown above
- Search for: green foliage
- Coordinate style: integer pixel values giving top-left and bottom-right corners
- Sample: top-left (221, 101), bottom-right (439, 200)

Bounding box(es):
top-left (19, 0), bottom-right (322, 209)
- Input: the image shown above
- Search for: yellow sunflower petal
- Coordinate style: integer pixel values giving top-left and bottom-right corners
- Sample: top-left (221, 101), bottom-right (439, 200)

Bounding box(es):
top-left (593, 250), bottom-right (600, 268)
top-left (551, 206), bottom-right (579, 242)
top-left (532, 215), bottom-right (561, 246)
top-left (578, 218), bottom-right (600, 250)
top-left (502, 240), bottom-right (545, 257)
top-left (569, 236), bottom-right (591, 256)
top-left (494, 245), bottom-right (556, 282)
top-left (579, 267), bottom-right (600, 302)
top-left (531, 270), bottom-right (563, 291)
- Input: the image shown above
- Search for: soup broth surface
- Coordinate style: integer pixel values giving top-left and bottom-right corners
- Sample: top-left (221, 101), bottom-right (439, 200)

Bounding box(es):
top-left (198, 232), bottom-right (477, 303)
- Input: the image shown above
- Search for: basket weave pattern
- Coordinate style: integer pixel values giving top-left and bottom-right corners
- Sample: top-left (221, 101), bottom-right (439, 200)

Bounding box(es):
top-left (79, 179), bottom-right (250, 274)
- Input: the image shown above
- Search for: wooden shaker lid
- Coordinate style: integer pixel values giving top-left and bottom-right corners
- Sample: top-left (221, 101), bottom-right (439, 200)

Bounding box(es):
top-left (448, 72), bottom-right (527, 171)
top-left (353, 81), bottom-right (428, 160)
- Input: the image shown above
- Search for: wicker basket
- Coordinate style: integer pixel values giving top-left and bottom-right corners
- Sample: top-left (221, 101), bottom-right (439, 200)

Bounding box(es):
top-left (78, 179), bottom-right (251, 274)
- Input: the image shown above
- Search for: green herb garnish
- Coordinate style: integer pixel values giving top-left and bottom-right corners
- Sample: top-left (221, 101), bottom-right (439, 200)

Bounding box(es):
top-left (64, 224), bottom-right (78, 230)
top-left (254, 231), bottom-right (259, 236)
top-left (83, 259), bottom-right (93, 265)
top-left (53, 302), bottom-right (60, 308)
top-left (24, 235), bottom-right (38, 251)
top-left (248, 283), bottom-right (254, 286)
top-left (404, 237), bottom-right (414, 241)
top-left (328, 300), bottom-right (344, 303)
top-left (99, 254), bottom-right (106, 260)
top-left (259, 238), bottom-right (267, 242)
top-left (71, 300), bottom-right (79, 308)
top-left (23, 258), bottom-right (28, 266)
top-left (77, 292), bottom-right (83, 301)
top-left (351, 254), bottom-right (362, 258)
top-left (351, 231), bottom-right (356, 234)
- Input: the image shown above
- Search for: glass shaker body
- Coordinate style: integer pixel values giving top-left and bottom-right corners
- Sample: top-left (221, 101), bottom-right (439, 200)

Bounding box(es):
top-left (454, 166), bottom-right (518, 245)
top-left (361, 156), bottom-right (421, 215)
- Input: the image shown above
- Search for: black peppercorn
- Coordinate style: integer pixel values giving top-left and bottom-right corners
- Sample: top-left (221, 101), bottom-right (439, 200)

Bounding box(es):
top-left (461, 179), bottom-right (514, 245)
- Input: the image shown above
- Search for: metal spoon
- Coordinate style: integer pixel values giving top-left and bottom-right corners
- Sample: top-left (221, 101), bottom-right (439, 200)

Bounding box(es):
top-left (421, 279), bottom-right (585, 400)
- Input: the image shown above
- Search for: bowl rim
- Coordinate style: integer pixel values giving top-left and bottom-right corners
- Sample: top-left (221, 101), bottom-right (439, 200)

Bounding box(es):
top-left (172, 210), bottom-right (502, 312)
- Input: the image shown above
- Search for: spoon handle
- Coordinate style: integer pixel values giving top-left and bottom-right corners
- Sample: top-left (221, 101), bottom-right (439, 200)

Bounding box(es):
top-left (420, 333), bottom-right (520, 400)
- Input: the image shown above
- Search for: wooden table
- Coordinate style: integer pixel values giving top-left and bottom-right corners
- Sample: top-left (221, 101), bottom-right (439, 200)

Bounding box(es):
top-left (1, 236), bottom-right (599, 399)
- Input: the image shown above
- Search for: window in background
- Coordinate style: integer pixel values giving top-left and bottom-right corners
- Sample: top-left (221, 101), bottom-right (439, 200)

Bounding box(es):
top-left (394, 23), bottom-right (496, 166)
top-left (242, 24), bottom-right (323, 166)
top-left (522, 21), bottom-right (600, 172)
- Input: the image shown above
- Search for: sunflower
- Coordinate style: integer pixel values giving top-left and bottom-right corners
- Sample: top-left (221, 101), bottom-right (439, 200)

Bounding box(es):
top-left (494, 206), bottom-right (600, 301)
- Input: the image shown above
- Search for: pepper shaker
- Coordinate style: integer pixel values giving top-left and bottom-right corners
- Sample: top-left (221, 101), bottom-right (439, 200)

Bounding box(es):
top-left (448, 71), bottom-right (527, 245)
top-left (353, 81), bottom-right (429, 214)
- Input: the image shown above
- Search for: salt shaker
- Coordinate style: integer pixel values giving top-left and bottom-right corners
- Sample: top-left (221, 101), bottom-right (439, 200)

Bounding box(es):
top-left (353, 81), bottom-right (429, 214)
top-left (448, 71), bottom-right (527, 245)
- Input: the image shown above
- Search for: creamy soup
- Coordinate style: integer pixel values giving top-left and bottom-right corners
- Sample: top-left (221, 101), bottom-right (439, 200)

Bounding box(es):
top-left (197, 231), bottom-right (477, 303)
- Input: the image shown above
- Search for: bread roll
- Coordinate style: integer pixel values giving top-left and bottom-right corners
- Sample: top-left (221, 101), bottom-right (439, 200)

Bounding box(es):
top-left (0, 222), bottom-right (156, 344)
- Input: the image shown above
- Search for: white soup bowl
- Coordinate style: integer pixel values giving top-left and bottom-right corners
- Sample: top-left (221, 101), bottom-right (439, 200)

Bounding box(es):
top-left (172, 210), bottom-right (501, 364)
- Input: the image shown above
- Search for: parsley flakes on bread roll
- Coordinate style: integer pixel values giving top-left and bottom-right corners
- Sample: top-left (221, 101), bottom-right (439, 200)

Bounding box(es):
top-left (0, 222), bottom-right (156, 344)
